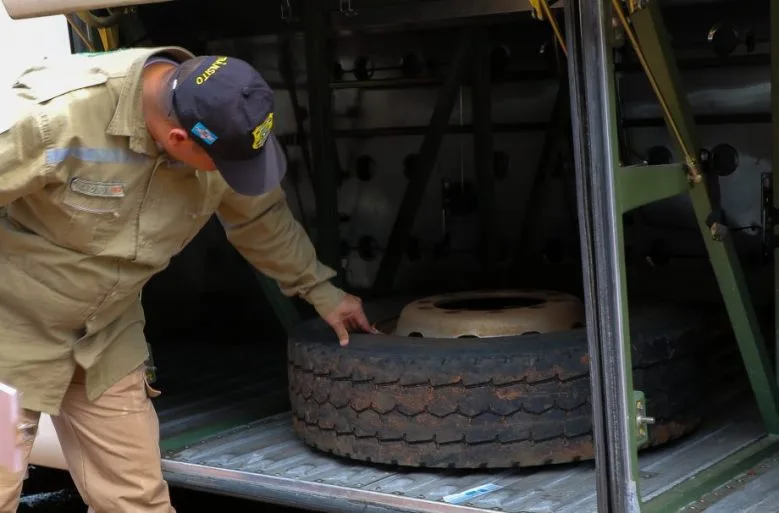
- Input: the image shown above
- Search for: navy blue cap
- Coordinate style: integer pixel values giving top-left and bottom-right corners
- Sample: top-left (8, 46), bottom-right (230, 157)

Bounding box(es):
top-left (168, 55), bottom-right (285, 196)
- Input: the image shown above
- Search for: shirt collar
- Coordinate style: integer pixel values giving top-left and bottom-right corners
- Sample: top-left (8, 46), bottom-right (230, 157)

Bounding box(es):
top-left (105, 47), bottom-right (195, 157)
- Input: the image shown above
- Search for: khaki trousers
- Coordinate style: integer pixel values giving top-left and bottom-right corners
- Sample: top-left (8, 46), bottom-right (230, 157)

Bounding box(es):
top-left (0, 366), bottom-right (175, 513)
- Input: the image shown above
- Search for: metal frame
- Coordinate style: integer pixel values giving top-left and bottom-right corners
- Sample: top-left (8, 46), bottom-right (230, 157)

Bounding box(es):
top-left (372, 29), bottom-right (475, 295)
top-left (568, 0), bottom-right (779, 511)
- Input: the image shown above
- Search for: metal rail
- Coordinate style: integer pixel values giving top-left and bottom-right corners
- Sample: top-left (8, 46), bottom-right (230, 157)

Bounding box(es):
top-left (565, 1), bottom-right (638, 510)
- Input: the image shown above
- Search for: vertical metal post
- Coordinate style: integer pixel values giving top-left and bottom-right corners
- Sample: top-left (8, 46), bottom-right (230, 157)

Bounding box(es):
top-left (471, 28), bottom-right (497, 275)
top-left (304, 1), bottom-right (341, 273)
top-left (772, 0), bottom-right (779, 385)
top-left (373, 30), bottom-right (474, 295)
top-left (565, 1), bottom-right (641, 512)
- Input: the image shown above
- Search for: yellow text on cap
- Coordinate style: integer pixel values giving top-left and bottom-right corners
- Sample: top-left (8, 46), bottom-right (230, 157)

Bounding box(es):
top-left (195, 57), bottom-right (228, 85)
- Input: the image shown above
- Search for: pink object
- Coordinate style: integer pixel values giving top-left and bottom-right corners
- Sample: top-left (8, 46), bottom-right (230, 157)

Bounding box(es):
top-left (0, 383), bottom-right (22, 474)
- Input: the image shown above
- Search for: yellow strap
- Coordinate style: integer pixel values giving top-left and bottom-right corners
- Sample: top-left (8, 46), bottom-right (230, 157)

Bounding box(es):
top-left (97, 27), bottom-right (120, 51)
top-left (528, 0), bottom-right (544, 19)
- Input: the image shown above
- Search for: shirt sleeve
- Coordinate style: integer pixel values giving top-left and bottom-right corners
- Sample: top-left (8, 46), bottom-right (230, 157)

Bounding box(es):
top-left (216, 185), bottom-right (345, 318)
top-left (0, 96), bottom-right (53, 206)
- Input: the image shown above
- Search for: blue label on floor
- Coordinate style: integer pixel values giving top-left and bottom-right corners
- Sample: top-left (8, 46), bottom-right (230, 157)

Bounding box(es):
top-left (442, 483), bottom-right (502, 504)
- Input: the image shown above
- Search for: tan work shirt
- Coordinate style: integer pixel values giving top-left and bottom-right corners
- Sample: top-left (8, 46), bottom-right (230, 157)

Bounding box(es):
top-left (0, 46), bottom-right (344, 415)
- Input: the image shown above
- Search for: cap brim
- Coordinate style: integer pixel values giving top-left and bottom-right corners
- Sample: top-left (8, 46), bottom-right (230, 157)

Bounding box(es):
top-left (213, 135), bottom-right (286, 196)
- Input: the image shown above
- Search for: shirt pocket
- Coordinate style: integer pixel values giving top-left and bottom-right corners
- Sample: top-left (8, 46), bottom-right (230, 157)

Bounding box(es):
top-left (148, 169), bottom-right (224, 256)
top-left (60, 176), bottom-right (128, 254)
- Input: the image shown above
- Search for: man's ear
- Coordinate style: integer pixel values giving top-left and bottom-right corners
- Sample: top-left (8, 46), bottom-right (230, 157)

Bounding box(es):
top-left (168, 127), bottom-right (189, 146)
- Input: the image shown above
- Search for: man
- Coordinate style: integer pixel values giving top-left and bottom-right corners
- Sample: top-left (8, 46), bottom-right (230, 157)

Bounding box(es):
top-left (0, 46), bottom-right (375, 512)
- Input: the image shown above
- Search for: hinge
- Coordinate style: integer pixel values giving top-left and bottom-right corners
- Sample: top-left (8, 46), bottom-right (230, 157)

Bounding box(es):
top-left (634, 390), bottom-right (655, 447)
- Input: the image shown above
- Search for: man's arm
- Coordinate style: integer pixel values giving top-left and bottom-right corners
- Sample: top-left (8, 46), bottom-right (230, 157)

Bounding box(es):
top-left (217, 185), bottom-right (367, 335)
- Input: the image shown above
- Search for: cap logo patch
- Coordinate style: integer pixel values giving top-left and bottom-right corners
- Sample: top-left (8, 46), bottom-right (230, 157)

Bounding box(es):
top-left (195, 56), bottom-right (228, 85)
top-left (191, 122), bottom-right (219, 145)
top-left (251, 112), bottom-right (274, 150)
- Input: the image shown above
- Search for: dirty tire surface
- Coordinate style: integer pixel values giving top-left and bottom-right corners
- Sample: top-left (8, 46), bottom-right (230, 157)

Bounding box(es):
top-left (288, 298), bottom-right (716, 469)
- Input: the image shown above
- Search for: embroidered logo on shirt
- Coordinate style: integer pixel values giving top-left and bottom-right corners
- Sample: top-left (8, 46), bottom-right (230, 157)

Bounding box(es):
top-left (70, 178), bottom-right (126, 198)
top-left (191, 122), bottom-right (218, 145)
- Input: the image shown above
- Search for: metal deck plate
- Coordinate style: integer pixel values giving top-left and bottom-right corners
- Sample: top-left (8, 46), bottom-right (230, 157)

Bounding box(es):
top-left (160, 405), bottom-right (766, 513)
top-left (691, 453), bottom-right (779, 513)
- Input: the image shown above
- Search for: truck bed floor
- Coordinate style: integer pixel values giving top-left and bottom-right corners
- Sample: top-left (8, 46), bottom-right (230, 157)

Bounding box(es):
top-left (157, 399), bottom-right (767, 513)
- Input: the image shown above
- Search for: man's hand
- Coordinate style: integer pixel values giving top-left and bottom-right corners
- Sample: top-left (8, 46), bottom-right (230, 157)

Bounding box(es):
top-left (324, 294), bottom-right (379, 346)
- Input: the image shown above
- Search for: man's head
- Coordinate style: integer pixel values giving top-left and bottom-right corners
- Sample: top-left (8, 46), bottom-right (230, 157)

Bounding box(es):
top-left (143, 55), bottom-right (285, 196)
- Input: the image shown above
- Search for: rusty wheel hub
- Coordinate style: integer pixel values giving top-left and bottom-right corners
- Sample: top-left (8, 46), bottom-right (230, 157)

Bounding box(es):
top-left (394, 290), bottom-right (585, 338)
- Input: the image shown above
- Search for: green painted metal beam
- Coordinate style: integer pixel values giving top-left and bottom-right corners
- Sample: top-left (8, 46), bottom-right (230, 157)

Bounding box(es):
top-left (619, 164), bottom-right (688, 212)
top-left (631, 1), bottom-right (779, 435)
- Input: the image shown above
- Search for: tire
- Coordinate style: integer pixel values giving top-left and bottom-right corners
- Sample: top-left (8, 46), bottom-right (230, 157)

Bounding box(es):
top-left (287, 298), bottom-right (717, 469)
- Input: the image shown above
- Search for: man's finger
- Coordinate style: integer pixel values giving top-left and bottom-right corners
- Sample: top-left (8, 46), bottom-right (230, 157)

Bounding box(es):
top-left (355, 309), bottom-right (378, 334)
top-left (332, 321), bottom-right (350, 346)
